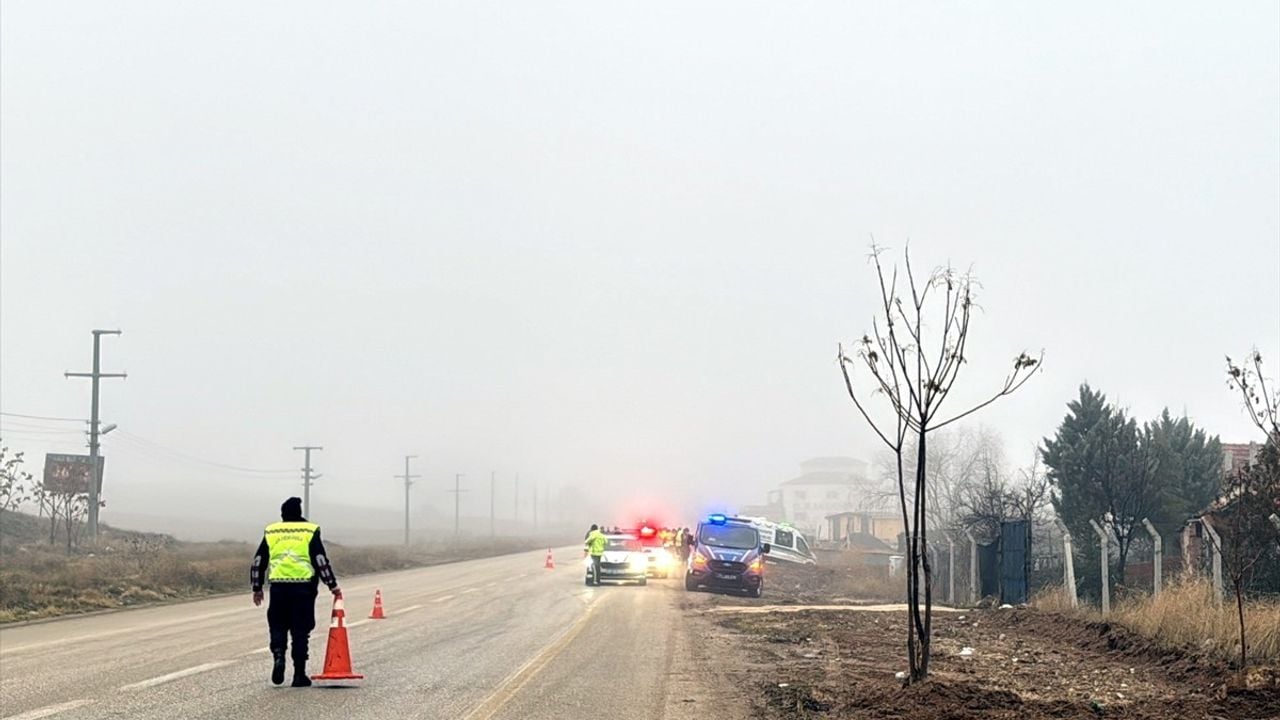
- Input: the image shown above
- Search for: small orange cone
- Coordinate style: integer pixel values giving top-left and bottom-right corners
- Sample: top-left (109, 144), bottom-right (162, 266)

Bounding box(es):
top-left (369, 590), bottom-right (386, 619)
top-left (544, 548), bottom-right (555, 570)
top-left (312, 596), bottom-right (364, 683)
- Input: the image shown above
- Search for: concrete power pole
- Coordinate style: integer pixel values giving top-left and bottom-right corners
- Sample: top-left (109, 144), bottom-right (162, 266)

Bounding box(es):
top-left (447, 474), bottom-right (467, 535)
top-left (293, 446), bottom-right (323, 517)
top-left (65, 329), bottom-right (127, 544)
top-left (397, 456), bottom-right (421, 545)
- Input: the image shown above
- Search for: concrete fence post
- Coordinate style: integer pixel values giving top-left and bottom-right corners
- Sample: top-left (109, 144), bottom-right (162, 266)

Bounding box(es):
top-left (1141, 518), bottom-right (1162, 599)
top-left (1059, 523), bottom-right (1078, 609)
top-left (947, 533), bottom-right (957, 606)
top-left (1089, 519), bottom-right (1110, 618)
top-left (965, 528), bottom-right (979, 606)
top-left (1199, 516), bottom-right (1224, 603)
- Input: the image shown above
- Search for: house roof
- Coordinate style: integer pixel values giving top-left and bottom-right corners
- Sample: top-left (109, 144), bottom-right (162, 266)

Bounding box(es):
top-left (783, 471), bottom-right (867, 486)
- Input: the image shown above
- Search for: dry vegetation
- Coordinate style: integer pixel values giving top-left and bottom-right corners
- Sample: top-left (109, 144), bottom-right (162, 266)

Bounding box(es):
top-left (1033, 580), bottom-right (1280, 668)
top-left (692, 560), bottom-right (1280, 719)
top-left (0, 512), bottom-right (564, 623)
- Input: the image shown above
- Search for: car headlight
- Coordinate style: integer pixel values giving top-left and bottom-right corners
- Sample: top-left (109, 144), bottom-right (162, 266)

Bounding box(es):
top-left (630, 556), bottom-right (647, 570)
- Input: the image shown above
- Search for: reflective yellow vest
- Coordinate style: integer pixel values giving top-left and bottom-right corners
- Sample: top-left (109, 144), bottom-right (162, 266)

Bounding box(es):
top-left (265, 521), bottom-right (319, 582)
top-left (585, 529), bottom-right (607, 556)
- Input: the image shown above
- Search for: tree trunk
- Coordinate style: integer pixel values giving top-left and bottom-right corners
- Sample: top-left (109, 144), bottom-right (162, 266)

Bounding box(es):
top-left (1235, 576), bottom-right (1248, 671)
top-left (919, 427), bottom-right (933, 678)
top-left (896, 449), bottom-right (918, 680)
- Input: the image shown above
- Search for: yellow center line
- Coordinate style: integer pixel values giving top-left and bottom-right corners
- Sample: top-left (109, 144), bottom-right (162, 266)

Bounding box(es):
top-left (460, 596), bottom-right (605, 720)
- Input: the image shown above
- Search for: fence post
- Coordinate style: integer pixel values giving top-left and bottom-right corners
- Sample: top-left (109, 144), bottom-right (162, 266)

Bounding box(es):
top-left (965, 528), bottom-right (979, 605)
top-left (947, 533), bottom-right (956, 606)
top-left (1200, 516), bottom-right (1223, 603)
top-left (1089, 519), bottom-right (1110, 617)
top-left (1058, 521), bottom-right (1078, 609)
top-left (1141, 518), bottom-right (1162, 599)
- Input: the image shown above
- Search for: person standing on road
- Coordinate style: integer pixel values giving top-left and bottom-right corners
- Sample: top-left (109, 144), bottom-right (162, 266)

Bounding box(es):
top-left (583, 523), bottom-right (607, 586)
top-left (250, 497), bottom-right (342, 687)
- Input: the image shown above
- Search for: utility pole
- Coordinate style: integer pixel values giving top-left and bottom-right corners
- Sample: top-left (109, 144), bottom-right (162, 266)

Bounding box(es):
top-left (447, 473), bottom-right (467, 535)
top-left (490, 471), bottom-right (496, 537)
top-left (65, 329), bottom-right (126, 544)
top-left (397, 456), bottom-right (420, 546)
top-left (293, 446), bottom-right (323, 517)
top-left (532, 478), bottom-right (538, 530)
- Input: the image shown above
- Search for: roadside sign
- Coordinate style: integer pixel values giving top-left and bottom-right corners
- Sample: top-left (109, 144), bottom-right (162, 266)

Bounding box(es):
top-left (42, 453), bottom-right (104, 495)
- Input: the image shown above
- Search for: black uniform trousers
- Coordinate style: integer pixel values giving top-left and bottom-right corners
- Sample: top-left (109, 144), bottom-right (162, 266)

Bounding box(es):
top-left (267, 582), bottom-right (318, 664)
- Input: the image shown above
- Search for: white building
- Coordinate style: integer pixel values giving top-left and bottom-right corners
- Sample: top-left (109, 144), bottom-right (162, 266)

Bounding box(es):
top-left (778, 457), bottom-right (873, 538)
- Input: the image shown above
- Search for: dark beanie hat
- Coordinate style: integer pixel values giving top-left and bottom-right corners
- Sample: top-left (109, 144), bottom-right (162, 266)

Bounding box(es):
top-left (281, 497), bottom-right (303, 520)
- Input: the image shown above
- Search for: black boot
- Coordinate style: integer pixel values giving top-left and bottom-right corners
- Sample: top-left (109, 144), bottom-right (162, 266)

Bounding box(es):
top-left (291, 666), bottom-right (312, 687)
top-left (271, 652), bottom-right (287, 686)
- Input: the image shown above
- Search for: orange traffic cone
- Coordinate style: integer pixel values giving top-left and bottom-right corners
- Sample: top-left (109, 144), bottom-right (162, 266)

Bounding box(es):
top-left (544, 548), bottom-right (555, 570)
top-left (369, 589), bottom-right (386, 619)
top-left (312, 596), bottom-right (364, 683)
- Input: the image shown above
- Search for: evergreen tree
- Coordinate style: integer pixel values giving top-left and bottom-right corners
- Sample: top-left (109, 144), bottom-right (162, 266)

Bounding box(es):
top-left (1042, 385), bottom-right (1156, 591)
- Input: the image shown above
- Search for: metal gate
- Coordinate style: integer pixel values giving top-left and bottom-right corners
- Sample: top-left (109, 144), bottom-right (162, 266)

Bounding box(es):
top-left (1000, 520), bottom-right (1031, 605)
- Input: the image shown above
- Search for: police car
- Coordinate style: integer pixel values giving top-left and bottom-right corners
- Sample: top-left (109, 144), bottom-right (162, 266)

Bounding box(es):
top-left (684, 514), bottom-right (770, 597)
top-left (585, 533), bottom-right (648, 586)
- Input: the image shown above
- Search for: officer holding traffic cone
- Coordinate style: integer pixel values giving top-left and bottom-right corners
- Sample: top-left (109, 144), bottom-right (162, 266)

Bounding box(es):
top-left (250, 497), bottom-right (342, 687)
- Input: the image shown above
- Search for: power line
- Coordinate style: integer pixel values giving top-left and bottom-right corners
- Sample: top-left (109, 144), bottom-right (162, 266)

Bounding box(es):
top-left (0, 411), bottom-right (84, 422)
top-left (115, 430), bottom-right (295, 475)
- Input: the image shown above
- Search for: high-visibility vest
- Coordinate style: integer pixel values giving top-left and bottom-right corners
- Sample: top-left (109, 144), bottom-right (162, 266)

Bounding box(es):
top-left (585, 530), bottom-right (607, 556)
top-left (265, 521), bottom-right (319, 582)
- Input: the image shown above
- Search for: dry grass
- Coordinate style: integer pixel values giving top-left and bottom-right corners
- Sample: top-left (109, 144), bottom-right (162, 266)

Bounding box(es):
top-left (0, 537), bottom-right (562, 623)
top-left (1033, 580), bottom-right (1280, 666)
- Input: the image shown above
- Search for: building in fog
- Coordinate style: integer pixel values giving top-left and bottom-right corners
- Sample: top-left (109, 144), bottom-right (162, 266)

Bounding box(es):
top-left (776, 457), bottom-right (873, 537)
top-left (1222, 442), bottom-right (1262, 475)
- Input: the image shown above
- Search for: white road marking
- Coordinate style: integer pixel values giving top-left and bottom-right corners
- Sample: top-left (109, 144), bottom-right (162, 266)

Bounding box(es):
top-left (400, 604), bottom-right (424, 613)
top-left (433, 594), bottom-right (455, 603)
top-left (1, 608), bottom-right (251, 656)
top-left (484, 582), bottom-right (497, 589)
top-left (244, 647), bottom-right (272, 656)
top-left (1, 699), bottom-right (92, 720)
top-left (119, 661), bottom-right (235, 691)
top-left (461, 588), bottom-right (478, 594)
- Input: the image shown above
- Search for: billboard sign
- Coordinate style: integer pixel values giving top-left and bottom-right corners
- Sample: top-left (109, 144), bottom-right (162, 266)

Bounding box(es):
top-left (43, 453), bottom-right (104, 495)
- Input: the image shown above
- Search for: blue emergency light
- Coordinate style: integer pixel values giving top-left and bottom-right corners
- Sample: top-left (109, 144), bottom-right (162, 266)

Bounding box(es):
top-left (708, 513), bottom-right (727, 525)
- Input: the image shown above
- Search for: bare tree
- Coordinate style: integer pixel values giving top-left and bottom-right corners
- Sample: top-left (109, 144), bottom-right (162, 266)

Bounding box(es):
top-left (838, 244), bottom-right (1041, 682)
top-left (1218, 351), bottom-right (1280, 672)
top-left (0, 444), bottom-right (33, 515)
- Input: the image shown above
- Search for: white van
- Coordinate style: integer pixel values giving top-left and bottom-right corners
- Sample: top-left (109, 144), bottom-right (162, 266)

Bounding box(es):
top-left (737, 516), bottom-right (818, 565)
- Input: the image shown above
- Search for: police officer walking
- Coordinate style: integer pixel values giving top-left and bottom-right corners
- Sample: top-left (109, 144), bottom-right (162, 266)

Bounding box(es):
top-left (250, 497), bottom-right (342, 687)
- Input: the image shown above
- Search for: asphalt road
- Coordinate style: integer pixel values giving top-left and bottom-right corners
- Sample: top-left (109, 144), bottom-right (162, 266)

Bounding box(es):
top-left (0, 548), bottom-right (740, 720)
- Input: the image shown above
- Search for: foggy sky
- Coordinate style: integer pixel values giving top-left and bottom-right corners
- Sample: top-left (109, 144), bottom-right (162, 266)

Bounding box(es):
top-left (2, 2), bottom-right (1278, 539)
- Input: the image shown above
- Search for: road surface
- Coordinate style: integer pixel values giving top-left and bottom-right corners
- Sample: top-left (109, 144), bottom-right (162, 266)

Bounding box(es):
top-left (0, 548), bottom-right (742, 720)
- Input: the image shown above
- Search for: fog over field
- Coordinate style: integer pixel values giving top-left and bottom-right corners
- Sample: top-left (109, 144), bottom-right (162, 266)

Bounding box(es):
top-left (2, 2), bottom-right (1277, 542)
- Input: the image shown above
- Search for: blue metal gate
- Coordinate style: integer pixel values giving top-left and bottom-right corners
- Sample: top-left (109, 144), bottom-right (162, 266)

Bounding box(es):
top-left (1000, 520), bottom-right (1030, 605)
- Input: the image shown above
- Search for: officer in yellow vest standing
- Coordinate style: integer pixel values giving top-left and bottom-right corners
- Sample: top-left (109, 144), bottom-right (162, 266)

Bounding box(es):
top-left (250, 497), bottom-right (341, 687)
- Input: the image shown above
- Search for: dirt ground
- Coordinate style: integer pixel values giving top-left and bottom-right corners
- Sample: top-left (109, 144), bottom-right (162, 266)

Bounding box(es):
top-left (682, 556), bottom-right (1280, 720)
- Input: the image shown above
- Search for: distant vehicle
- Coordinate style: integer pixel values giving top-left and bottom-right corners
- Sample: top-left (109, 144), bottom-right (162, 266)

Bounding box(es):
top-left (642, 545), bottom-right (676, 578)
top-left (736, 516), bottom-right (818, 565)
top-left (685, 514), bottom-right (769, 597)
top-left (585, 534), bottom-right (648, 586)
